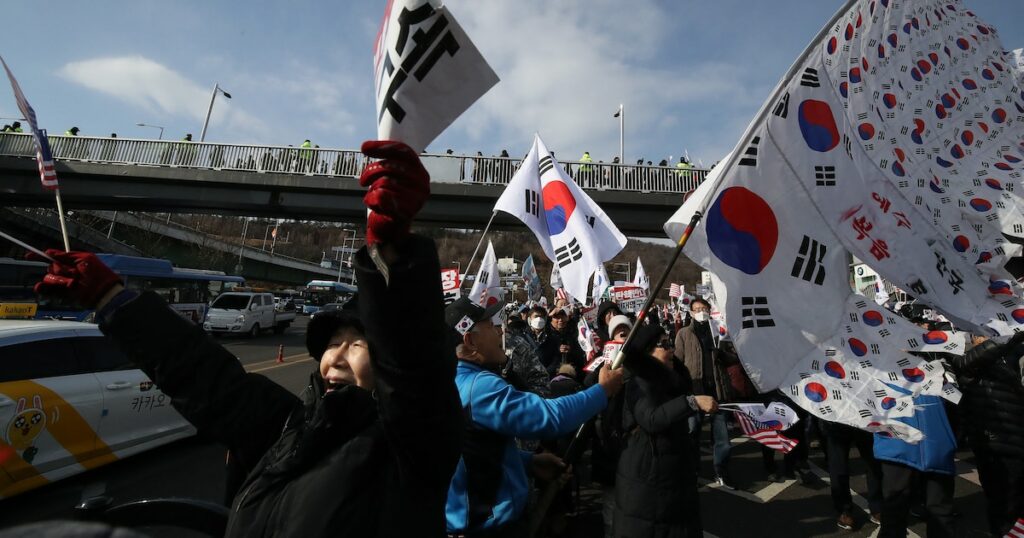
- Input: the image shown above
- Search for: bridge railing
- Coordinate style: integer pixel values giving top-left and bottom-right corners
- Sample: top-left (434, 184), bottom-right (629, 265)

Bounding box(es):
top-left (0, 132), bottom-right (708, 194)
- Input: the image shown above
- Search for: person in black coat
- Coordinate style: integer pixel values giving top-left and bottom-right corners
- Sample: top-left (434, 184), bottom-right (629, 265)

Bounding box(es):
top-left (28, 141), bottom-right (462, 537)
top-left (949, 333), bottom-right (1024, 537)
top-left (615, 323), bottom-right (718, 538)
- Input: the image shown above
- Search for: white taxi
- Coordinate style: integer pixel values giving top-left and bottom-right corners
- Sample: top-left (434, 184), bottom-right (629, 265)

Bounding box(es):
top-left (0, 320), bottom-right (195, 499)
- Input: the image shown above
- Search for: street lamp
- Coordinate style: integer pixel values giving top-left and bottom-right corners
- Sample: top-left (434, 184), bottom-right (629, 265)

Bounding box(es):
top-left (199, 83), bottom-right (232, 142)
top-left (613, 103), bottom-right (624, 163)
top-left (136, 123), bottom-right (165, 140)
top-left (236, 218), bottom-right (250, 274)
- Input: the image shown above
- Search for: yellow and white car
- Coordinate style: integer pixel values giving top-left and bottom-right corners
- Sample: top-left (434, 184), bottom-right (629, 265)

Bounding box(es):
top-left (0, 320), bottom-right (195, 499)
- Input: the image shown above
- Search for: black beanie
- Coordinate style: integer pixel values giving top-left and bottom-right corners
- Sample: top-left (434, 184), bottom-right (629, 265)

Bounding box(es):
top-left (305, 310), bottom-right (365, 361)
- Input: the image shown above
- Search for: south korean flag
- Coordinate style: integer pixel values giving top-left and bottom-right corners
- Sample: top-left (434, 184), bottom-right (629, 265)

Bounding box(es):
top-left (493, 134), bottom-right (627, 300)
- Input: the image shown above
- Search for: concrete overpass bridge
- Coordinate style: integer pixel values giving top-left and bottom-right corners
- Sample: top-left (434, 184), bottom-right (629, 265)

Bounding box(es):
top-left (0, 133), bottom-right (707, 237)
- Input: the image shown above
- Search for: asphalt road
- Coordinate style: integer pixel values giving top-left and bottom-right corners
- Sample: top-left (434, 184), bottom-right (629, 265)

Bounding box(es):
top-left (0, 315), bottom-right (1000, 536)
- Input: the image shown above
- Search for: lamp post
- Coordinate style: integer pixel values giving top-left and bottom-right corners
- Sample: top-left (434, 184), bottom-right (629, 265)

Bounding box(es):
top-left (235, 218), bottom-right (250, 274)
top-left (135, 123), bottom-right (164, 140)
top-left (199, 83), bottom-right (232, 142)
top-left (614, 103), bottom-right (624, 163)
top-left (261, 223), bottom-right (276, 251)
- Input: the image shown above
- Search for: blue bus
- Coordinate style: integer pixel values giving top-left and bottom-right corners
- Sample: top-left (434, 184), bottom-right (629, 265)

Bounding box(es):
top-left (301, 280), bottom-right (357, 315)
top-left (0, 255), bottom-right (244, 322)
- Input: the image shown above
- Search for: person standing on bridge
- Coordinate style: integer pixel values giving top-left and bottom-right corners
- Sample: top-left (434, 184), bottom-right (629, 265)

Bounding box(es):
top-left (299, 139), bottom-right (313, 173)
top-left (63, 126), bottom-right (85, 159)
top-left (28, 140), bottom-right (463, 537)
top-left (2, 121), bottom-right (23, 132)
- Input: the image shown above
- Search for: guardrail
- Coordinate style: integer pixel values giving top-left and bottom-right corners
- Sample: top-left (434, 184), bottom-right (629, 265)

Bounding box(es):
top-left (0, 132), bottom-right (708, 194)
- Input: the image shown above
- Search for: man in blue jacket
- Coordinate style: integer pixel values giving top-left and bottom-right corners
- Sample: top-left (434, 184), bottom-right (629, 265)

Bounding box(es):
top-left (444, 297), bottom-right (624, 536)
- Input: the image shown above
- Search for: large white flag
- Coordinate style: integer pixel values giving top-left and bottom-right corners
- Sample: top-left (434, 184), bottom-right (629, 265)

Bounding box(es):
top-left (670, 156), bottom-right (963, 441)
top-left (468, 241), bottom-right (501, 307)
top-left (592, 264), bottom-right (611, 305)
top-left (762, 0), bottom-right (1024, 335)
top-left (493, 134), bottom-right (627, 300)
top-left (632, 257), bottom-right (650, 292)
top-left (373, 0), bottom-right (499, 152)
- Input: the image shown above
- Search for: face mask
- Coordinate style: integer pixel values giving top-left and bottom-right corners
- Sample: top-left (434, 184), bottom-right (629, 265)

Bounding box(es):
top-left (530, 317), bottom-right (546, 330)
top-left (692, 312), bottom-right (708, 323)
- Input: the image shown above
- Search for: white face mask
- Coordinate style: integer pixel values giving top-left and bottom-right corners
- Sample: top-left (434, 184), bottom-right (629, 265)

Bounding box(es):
top-left (530, 317), bottom-right (546, 330)
top-left (692, 312), bottom-right (708, 323)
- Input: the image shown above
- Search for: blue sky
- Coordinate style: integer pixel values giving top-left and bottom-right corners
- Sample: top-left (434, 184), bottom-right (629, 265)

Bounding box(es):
top-left (2, 0), bottom-right (1022, 167)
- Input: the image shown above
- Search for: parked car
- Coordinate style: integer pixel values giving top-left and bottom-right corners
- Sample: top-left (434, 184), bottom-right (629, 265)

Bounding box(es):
top-left (203, 292), bottom-right (296, 337)
top-left (0, 320), bottom-right (196, 499)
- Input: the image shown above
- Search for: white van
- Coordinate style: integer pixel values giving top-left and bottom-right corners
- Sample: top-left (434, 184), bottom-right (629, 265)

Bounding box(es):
top-left (203, 292), bottom-right (292, 337)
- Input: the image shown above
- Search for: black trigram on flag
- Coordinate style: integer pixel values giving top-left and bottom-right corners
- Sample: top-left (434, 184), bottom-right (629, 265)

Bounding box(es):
top-left (831, 389), bottom-right (843, 401)
top-left (739, 136), bottom-right (760, 166)
top-left (815, 165), bottom-right (836, 186)
top-left (524, 189), bottom-right (539, 217)
top-left (801, 67), bottom-right (821, 87)
top-left (555, 238), bottom-right (583, 268)
top-left (791, 235), bottom-right (826, 285)
top-left (539, 155), bottom-right (555, 177)
top-left (906, 337), bottom-right (920, 348)
top-left (773, 92), bottom-right (790, 118)
top-left (740, 296), bottom-right (775, 328)
top-left (858, 409), bottom-right (872, 418)
top-left (897, 358), bottom-right (911, 367)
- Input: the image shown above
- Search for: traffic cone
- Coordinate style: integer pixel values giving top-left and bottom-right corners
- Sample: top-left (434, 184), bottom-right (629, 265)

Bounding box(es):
top-left (276, 344), bottom-right (285, 363)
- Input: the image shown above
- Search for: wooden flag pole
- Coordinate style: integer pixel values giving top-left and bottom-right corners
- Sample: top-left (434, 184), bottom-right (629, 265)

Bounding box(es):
top-left (610, 210), bottom-right (701, 370)
top-left (53, 188), bottom-right (71, 251)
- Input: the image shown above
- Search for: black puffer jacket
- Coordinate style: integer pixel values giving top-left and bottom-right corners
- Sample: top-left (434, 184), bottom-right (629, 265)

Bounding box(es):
top-left (99, 235), bottom-right (462, 537)
top-left (950, 338), bottom-right (1024, 459)
top-left (614, 351), bottom-right (702, 538)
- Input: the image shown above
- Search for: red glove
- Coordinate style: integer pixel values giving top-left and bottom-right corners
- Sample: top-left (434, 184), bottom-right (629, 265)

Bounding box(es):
top-left (358, 140), bottom-right (430, 245)
top-left (27, 250), bottom-right (122, 309)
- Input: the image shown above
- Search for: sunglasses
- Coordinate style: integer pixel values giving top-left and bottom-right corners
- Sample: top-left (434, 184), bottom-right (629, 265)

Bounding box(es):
top-left (655, 341), bottom-right (674, 349)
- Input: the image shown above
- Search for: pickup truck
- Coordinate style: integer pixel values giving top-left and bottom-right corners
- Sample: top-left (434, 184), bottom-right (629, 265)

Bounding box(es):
top-left (203, 292), bottom-right (296, 337)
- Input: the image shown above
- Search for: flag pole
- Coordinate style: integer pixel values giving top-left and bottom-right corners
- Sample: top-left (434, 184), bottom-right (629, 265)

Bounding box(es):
top-left (53, 188), bottom-right (71, 251)
top-left (464, 209), bottom-right (497, 278)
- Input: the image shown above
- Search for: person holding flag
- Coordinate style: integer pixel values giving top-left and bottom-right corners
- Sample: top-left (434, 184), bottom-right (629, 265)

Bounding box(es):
top-left (444, 297), bottom-right (624, 537)
top-left (26, 140), bottom-right (463, 537)
top-left (614, 321), bottom-right (717, 537)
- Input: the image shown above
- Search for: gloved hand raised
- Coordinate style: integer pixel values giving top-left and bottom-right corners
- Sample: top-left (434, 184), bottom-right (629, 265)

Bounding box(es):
top-left (358, 140), bottom-right (430, 246)
top-left (27, 250), bottom-right (122, 309)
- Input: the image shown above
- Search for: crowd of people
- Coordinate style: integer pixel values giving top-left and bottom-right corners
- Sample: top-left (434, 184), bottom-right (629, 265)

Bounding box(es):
top-left (10, 141), bottom-right (1023, 538)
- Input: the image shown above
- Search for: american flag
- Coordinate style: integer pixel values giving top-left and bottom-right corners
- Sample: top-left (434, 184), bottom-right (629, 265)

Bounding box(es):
top-left (1, 56), bottom-right (58, 190)
top-left (725, 401), bottom-right (800, 453)
top-left (1005, 518), bottom-right (1024, 538)
top-left (669, 283), bottom-right (682, 298)
top-left (556, 288), bottom-right (569, 303)
top-left (733, 411), bottom-right (799, 453)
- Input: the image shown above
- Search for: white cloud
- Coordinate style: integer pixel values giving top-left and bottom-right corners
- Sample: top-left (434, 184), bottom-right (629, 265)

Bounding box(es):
top-left (58, 55), bottom-right (268, 137)
top-left (440, 0), bottom-right (764, 162)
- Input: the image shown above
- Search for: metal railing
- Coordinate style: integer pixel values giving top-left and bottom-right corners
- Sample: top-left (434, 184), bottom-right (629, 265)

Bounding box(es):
top-left (0, 132), bottom-right (709, 194)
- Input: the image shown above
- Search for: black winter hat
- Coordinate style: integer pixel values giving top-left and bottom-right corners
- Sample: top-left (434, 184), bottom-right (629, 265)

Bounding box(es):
top-left (306, 310), bottom-right (364, 361)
